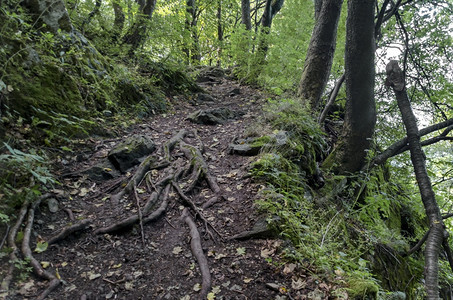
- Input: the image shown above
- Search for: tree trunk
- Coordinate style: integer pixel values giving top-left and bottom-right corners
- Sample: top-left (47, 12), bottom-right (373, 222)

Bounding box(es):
top-left (241, 0), bottom-right (252, 30)
top-left (184, 0), bottom-right (201, 64)
top-left (297, 0), bottom-right (343, 110)
top-left (323, 0), bottom-right (376, 174)
top-left (314, 0), bottom-right (322, 20)
top-left (122, 0), bottom-right (157, 53)
top-left (112, 0), bottom-right (125, 40)
top-left (386, 60), bottom-right (446, 300)
top-left (217, 0), bottom-right (223, 66)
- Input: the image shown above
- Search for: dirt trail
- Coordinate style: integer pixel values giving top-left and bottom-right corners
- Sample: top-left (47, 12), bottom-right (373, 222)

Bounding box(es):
top-left (4, 72), bottom-right (328, 300)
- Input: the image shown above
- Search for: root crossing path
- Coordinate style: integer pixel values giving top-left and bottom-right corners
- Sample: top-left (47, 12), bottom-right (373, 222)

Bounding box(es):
top-left (4, 73), bottom-right (321, 299)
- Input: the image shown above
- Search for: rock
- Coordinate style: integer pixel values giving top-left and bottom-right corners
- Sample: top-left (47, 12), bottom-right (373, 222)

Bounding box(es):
top-left (231, 217), bottom-right (278, 240)
top-left (196, 93), bottom-right (216, 103)
top-left (229, 133), bottom-right (288, 156)
top-left (229, 143), bottom-right (262, 156)
top-left (102, 110), bottom-right (113, 117)
top-left (187, 108), bottom-right (242, 125)
top-left (228, 87), bottom-right (241, 96)
top-left (378, 292), bottom-right (406, 300)
top-left (108, 135), bottom-right (156, 173)
top-left (196, 67), bottom-right (225, 83)
top-left (47, 198), bottom-right (59, 213)
top-left (83, 160), bottom-right (121, 181)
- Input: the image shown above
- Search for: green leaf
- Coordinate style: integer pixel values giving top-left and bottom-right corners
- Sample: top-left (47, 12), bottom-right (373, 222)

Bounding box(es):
top-left (34, 241), bottom-right (48, 253)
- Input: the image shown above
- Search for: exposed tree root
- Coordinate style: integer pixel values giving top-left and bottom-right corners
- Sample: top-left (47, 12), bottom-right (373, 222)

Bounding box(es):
top-left (173, 182), bottom-right (223, 241)
top-left (0, 200), bottom-right (29, 292)
top-left (180, 141), bottom-right (221, 193)
top-left (181, 208), bottom-right (211, 299)
top-left (22, 197), bottom-right (60, 299)
top-left (47, 219), bottom-right (92, 245)
top-left (110, 155), bottom-right (158, 203)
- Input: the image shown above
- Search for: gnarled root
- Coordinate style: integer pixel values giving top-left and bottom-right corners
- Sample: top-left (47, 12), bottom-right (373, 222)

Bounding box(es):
top-left (181, 208), bottom-right (211, 299)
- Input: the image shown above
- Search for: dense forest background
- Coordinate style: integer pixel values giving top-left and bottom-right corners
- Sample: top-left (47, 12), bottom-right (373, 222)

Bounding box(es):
top-left (1, 0), bottom-right (453, 299)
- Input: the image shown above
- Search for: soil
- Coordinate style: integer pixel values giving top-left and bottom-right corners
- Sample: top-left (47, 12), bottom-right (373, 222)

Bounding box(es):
top-left (1, 72), bottom-right (340, 300)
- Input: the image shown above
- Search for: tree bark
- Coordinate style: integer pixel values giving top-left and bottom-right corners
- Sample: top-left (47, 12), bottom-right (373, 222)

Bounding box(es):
top-left (386, 60), bottom-right (446, 299)
top-left (241, 0), bottom-right (252, 30)
top-left (183, 0), bottom-right (201, 64)
top-left (323, 0), bottom-right (376, 174)
top-left (112, 0), bottom-right (125, 40)
top-left (122, 0), bottom-right (157, 53)
top-left (297, 0), bottom-right (343, 110)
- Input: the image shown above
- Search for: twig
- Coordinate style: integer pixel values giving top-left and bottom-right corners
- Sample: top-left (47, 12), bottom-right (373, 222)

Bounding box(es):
top-left (404, 230), bottom-right (430, 257)
top-left (63, 208), bottom-right (75, 221)
top-left (181, 208), bottom-right (211, 299)
top-left (0, 224), bottom-right (10, 251)
top-left (443, 238), bottom-right (453, 273)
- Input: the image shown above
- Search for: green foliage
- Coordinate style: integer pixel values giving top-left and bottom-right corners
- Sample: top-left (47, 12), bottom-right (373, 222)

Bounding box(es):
top-left (31, 108), bottom-right (95, 145)
top-left (0, 143), bottom-right (54, 218)
top-left (11, 258), bottom-right (33, 281)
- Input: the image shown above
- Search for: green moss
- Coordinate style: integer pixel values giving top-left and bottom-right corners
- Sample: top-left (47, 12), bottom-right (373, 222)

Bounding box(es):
top-left (8, 63), bottom-right (83, 118)
top-left (250, 135), bottom-right (272, 148)
top-left (347, 278), bottom-right (379, 299)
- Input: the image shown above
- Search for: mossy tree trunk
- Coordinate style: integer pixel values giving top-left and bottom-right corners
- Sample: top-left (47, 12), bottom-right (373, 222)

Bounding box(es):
top-left (297, 0), bottom-right (343, 111)
top-left (323, 0), bottom-right (376, 174)
top-left (386, 60), bottom-right (447, 300)
top-left (122, 0), bottom-right (157, 53)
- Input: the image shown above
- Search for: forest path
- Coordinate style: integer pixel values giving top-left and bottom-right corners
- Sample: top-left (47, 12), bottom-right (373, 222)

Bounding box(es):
top-left (10, 71), bottom-right (329, 300)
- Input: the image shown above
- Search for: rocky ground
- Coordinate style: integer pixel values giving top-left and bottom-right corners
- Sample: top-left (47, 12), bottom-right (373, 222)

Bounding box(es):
top-left (1, 69), bottom-right (342, 300)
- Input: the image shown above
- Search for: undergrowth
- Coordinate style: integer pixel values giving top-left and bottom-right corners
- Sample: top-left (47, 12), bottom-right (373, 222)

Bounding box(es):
top-left (250, 99), bottom-right (428, 298)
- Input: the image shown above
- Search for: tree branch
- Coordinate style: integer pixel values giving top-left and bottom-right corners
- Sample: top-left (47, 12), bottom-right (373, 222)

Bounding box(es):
top-left (368, 118), bottom-right (453, 168)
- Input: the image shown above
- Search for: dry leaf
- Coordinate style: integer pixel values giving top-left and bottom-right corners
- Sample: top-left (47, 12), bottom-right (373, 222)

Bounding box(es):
top-left (172, 246), bottom-right (183, 255)
top-left (291, 278), bottom-right (306, 290)
top-left (193, 283), bottom-right (202, 291)
top-left (260, 248), bottom-right (274, 258)
top-left (283, 263), bottom-right (297, 274)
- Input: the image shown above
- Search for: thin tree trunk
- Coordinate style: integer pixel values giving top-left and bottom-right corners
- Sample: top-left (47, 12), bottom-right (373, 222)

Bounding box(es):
top-left (386, 60), bottom-right (446, 299)
top-left (217, 0), bottom-right (223, 66)
top-left (184, 0), bottom-right (201, 64)
top-left (297, 0), bottom-right (343, 110)
top-left (112, 0), bottom-right (125, 40)
top-left (323, 0), bottom-right (376, 174)
top-left (241, 0), bottom-right (252, 30)
top-left (122, 0), bottom-right (157, 53)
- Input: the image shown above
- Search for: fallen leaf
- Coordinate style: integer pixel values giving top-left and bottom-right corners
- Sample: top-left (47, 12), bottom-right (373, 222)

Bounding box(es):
top-left (172, 246), bottom-right (183, 255)
top-left (112, 263), bottom-right (122, 269)
top-left (40, 261), bottom-right (50, 268)
top-left (292, 278), bottom-right (306, 290)
top-left (61, 262), bottom-right (68, 267)
top-left (227, 197), bottom-right (235, 202)
top-left (243, 278), bottom-right (253, 283)
top-left (34, 241), bottom-right (48, 253)
top-left (193, 283), bottom-right (202, 291)
top-left (215, 253), bottom-right (227, 260)
top-left (283, 263), bottom-right (297, 274)
top-left (125, 281), bottom-right (134, 291)
top-left (236, 247), bottom-right (246, 256)
top-left (260, 248), bottom-right (274, 258)
top-left (207, 293), bottom-right (215, 300)
top-left (88, 273), bottom-right (101, 280)
top-left (79, 187), bottom-right (89, 197)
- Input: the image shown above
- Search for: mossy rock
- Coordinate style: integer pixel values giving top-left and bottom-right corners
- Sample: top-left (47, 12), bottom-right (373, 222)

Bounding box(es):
top-left (7, 63), bottom-right (83, 119)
